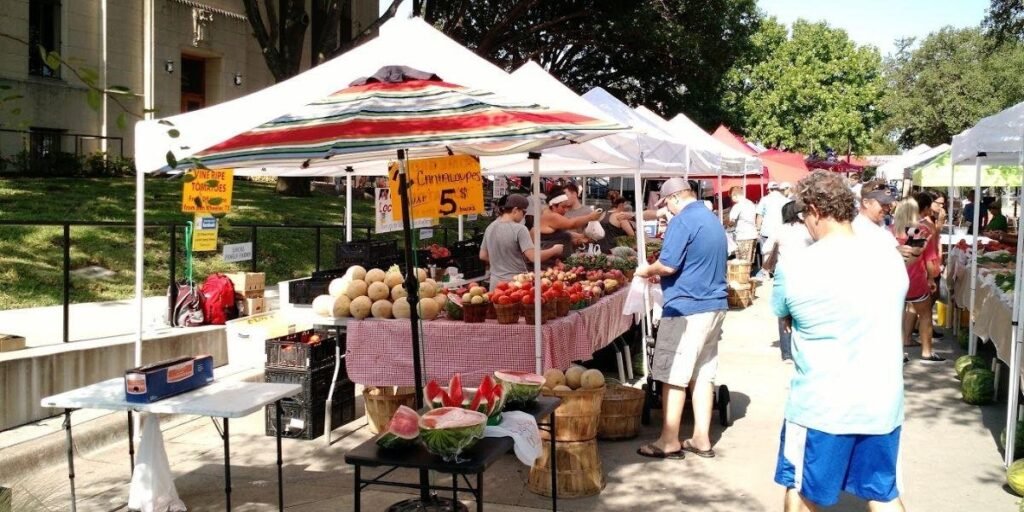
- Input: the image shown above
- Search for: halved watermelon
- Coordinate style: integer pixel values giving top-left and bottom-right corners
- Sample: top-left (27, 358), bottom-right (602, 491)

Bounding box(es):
top-left (419, 407), bottom-right (487, 462)
top-left (493, 370), bottom-right (546, 407)
top-left (376, 405), bottom-right (420, 449)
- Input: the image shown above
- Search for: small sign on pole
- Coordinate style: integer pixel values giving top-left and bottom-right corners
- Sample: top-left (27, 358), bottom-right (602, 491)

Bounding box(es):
top-left (222, 242), bottom-right (253, 263)
top-left (192, 214), bottom-right (218, 252)
top-left (375, 187), bottom-right (434, 234)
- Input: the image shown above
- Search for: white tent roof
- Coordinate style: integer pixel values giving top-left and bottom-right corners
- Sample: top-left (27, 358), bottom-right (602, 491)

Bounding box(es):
top-left (899, 144), bottom-right (951, 174)
top-left (875, 144), bottom-right (932, 181)
top-left (665, 112), bottom-right (762, 175)
top-left (952, 100), bottom-right (1024, 165)
top-left (134, 17), bottom-right (622, 174)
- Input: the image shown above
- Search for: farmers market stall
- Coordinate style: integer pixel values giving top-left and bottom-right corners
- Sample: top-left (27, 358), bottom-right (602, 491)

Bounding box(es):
top-left (948, 245), bottom-right (1018, 365)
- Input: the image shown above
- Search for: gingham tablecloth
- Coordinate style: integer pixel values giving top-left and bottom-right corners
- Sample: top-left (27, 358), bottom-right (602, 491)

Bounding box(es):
top-left (345, 288), bottom-right (634, 387)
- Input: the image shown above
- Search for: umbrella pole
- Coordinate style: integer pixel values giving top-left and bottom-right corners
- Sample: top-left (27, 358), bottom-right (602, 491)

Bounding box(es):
top-left (968, 156), bottom-right (983, 355)
top-left (530, 153), bottom-right (543, 374)
top-left (345, 171), bottom-right (353, 242)
top-left (633, 168), bottom-right (651, 378)
top-left (134, 160), bottom-right (144, 366)
top-left (1005, 136), bottom-right (1024, 468)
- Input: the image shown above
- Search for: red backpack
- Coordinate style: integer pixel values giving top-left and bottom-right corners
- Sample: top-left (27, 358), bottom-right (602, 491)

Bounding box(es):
top-left (201, 273), bottom-right (239, 325)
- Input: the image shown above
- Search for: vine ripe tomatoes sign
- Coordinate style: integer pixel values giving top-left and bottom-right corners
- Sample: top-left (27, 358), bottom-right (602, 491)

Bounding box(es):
top-left (181, 169), bottom-right (233, 214)
top-left (387, 155), bottom-right (484, 220)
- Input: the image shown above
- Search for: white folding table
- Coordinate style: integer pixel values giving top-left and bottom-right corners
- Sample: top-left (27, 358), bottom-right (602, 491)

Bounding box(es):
top-left (41, 379), bottom-right (301, 512)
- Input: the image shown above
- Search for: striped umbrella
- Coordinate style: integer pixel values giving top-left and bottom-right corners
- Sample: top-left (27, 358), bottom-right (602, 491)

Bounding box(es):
top-left (194, 69), bottom-right (624, 170)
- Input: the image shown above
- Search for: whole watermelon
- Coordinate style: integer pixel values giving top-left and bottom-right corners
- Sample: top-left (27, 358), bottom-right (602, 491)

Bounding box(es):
top-left (961, 368), bottom-right (995, 405)
top-left (958, 330), bottom-right (970, 351)
top-left (955, 355), bottom-right (986, 380)
top-left (1008, 459), bottom-right (1024, 496)
top-left (1001, 421), bottom-right (1024, 460)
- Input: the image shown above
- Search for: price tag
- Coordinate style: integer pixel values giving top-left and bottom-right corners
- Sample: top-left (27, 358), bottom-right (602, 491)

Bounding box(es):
top-left (420, 228), bottom-right (433, 239)
top-left (467, 214), bottom-right (478, 221)
top-left (388, 155), bottom-right (484, 220)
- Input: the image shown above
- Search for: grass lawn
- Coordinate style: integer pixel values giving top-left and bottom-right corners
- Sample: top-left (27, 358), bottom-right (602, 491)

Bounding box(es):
top-left (0, 177), bottom-right (489, 310)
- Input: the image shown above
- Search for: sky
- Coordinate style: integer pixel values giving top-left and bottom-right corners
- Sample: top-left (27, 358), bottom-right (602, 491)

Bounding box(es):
top-left (758, 0), bottom-right (991, 56)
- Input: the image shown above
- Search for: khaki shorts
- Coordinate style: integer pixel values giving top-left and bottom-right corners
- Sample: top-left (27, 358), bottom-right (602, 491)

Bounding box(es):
top-left (652, 311), bottom-right (726, 387)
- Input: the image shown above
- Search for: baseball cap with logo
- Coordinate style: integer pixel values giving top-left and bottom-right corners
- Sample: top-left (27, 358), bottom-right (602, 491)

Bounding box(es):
top-left (656, 178), bottom-right (693, 207)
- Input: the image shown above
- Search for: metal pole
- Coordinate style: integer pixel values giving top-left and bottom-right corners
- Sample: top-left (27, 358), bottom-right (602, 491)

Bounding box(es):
top-left (63, 224), bottom-right (70, 343)
top-left (222, 418), bottom-right (231, 511)
top-left (1004, 134), bottom-right (1024, 468)
top-left (968, 155), bottom-right (984, 355)
top-left (633, 168), bottom-right (652, 378)
top-left (63, 409), bottom-right (77, 512)
top-left (948, 147), bottom-right (956, 330)
top-left (531, 153), bottom-right (543, 374)
top-left (345, 168), bottom-right (353, 242)
top-left (716, 168), bottom-right (724, 222)
top-left (458, 215), bottom-right (464, 242)
top-left (168, 225), bottom-right (176, 288)
top-left (250, 226), bottom-right (258, 272)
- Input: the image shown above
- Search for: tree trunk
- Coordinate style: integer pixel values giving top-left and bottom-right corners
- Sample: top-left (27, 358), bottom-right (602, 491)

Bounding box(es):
top-left (275, 176), bottom-right (312, 196)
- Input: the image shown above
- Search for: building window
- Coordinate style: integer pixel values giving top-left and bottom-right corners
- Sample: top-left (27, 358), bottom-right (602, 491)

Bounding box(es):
top-left (28, 0), bottom-right (62, 78)
top-left (29, 128), bottom-right (64, 160)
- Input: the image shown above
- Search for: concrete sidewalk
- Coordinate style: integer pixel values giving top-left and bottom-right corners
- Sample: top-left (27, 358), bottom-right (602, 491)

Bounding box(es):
top-left (4, 285), bottom-right (1019, 511)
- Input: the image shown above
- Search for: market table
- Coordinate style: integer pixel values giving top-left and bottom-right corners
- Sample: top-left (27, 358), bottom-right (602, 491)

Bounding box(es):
top-left (345, 397), bottom-right (561, 512)
top-left (345, 288), bottom-right (634, 386)
top-left (948, 247), bottom-right (1016, 368)
top-left (40, 378), bottom-right (301, 512)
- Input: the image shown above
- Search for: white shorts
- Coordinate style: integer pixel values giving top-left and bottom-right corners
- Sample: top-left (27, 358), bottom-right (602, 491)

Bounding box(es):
top-left (652, 311), bottom-right (726, 387)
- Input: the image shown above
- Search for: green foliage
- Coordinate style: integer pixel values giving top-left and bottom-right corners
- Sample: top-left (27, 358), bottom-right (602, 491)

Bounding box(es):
top-left (879, 27), bottom-right (1024, 148)
top-left (0, 151), bottom-right (134, 178)
top-left (984, 0), bottom-right (1024, 46)
top-left (721, 19), bottom-right (884, 155)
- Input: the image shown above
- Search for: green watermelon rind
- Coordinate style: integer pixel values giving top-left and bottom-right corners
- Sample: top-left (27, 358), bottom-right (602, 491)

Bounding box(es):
top-left (1009, 459), bottom-right (1024, 497)
top-left (955, 355), bottom-right (987, 380)
top-left (376, 405), bottom-right (420, 450)
top-left (1001, 421), bottom-right (1024, 460)
top-left (962, 368), bottom-right (996, 405)
top-left (377, 432), bottom-right (417, 449)
top-left (419, 408), bottom-right (487, 461)
top-left (493, 371), bottom-right (545, 407)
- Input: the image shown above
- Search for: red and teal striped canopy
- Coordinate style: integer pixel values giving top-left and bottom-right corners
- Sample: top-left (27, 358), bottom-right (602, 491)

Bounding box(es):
top-left (194, 77), bottom-right (624, 170)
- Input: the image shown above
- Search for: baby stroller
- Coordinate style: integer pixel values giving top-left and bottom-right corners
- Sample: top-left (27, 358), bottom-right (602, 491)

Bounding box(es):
top-left (640, 324), bottom-right (733, 427)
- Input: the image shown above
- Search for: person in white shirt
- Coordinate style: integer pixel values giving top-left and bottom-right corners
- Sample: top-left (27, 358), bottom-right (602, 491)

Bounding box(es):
top-left (755, 182), bottom-right (792, 278)
top-left (727, 186), bottom-right (758, 263)
top-left (851, 180), bottom-right (898, 248)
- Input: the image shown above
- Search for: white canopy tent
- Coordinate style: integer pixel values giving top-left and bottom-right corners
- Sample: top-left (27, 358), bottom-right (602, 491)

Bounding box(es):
top-left (950, 100), bottom-right (1024, 468)
top-left (667, 113), bottom-right (763, 175)
top-left (875, 144), bottom-right (933, 181)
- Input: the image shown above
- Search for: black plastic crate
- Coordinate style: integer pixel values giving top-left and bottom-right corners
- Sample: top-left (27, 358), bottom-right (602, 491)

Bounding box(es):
top-left (264, 366), bottom-right (335, 408)
top-left (264, 381), bottom-right (356, 440)
top-left (450, 239), bottom-right (481, 259)
top-left (454, 255), bottom-right (485, 279)
top-left (311, 267), bottom-right (352, 280)
top-left (287, 278), bottom-right (330, 305)
top-left (265, 330), bottom-right (337, 370)
top-left (335, 240), bottom-right (398, 268)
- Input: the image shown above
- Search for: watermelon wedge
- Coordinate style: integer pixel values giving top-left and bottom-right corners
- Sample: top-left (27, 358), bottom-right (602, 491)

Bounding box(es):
top-left (376, 405), bottom-right (420, 449)
top-left (419, 407), bottom-right (487, 462)
top-left (493, 370), bottom-right (546, 408)
top-left (448, 374), bottom-right (464, 407)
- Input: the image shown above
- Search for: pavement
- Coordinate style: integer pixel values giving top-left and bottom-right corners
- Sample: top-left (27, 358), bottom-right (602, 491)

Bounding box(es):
top-left (2, 283), bottom-right (1020, 511)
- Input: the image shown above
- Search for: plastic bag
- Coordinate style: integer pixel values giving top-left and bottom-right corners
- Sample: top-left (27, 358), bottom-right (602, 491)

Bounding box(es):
top-left (585, 220), bottom-right (606, 241)
top-left (483, 411), bottom-right (542, 466)
top-left (623, 276), bottom-right (649, 316)
top-left (128, 414), bottom-right (187, 512)
top-left (726, 233), bottom-right (737, 256)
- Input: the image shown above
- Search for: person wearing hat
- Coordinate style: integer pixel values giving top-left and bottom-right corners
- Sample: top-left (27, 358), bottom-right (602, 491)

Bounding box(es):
top-left (534, 185), bottom-right (603, 259)
top-left (755, 181), bottom-right (793, 278)
top-left (635, 178), bottom-right (728, 460)
top-left (852, 180), bottom-right (898, 248)
top-left (480, 194), bottom-right (563, 290)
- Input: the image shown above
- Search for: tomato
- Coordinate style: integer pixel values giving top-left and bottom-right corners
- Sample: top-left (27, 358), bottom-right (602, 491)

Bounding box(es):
top-left (552, 281), bottom-right (564, 291)
top-left (497, 282), bottom-right (510, 291)
top-left (569, 293), bottom-right (581, 303)
top-left (522, 294), bottom-right (534, 305)
top-left (498, 295), bottom-right (513, 305)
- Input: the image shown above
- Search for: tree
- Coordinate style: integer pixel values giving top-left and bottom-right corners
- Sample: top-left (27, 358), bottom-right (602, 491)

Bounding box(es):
top-left (984, 0), bottom-right (1024, 45)
top-left (721, 19), bottom-right (885, 155)
top-left (241, 0), bottom-right (405, 195)
top-left (423, 0), bottom-right (761, 128)
top-left (880, 27), bottom-right (1024, 148)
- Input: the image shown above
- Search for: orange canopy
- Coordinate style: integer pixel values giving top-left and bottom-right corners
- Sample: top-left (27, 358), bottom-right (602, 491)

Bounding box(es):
top-left (711, 125), bottom-right (758, 156)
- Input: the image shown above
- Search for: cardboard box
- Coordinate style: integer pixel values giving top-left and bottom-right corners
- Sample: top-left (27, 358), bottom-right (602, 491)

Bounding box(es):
top-left (125, 355), bottom-right (214, 403)
top-left (237, 296), bottom-right (267, 317)
top-left (227, 272), bottom-right (265, 297)
top-left (0, 334), bottom-right (25, 352)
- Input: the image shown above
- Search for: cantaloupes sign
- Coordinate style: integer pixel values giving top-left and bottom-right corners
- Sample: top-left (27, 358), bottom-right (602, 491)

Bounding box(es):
top-left (387, 155), bottom-right (484, 220)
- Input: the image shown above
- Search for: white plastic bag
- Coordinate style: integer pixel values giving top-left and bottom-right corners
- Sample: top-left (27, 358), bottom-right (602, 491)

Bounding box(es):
top-left (483, 411), bottom-right (542, 466)
top-left (623, 276), bottom-right (649, 316)
top-left (585, 220), bottom-right (606, 241)
top-left (128, 414), bottom-right (187, 512)
top-left (726, 232), bottom-right (737, 256)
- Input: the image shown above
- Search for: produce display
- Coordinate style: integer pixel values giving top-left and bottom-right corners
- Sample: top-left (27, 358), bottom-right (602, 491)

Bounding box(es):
top-left (961, 368), bottom-right (996, 405)
top-left (376, 405), bottom-right (421, 449)
top-left (425, 374), bottom-right (506, 425)
top-left (954, 355), bottom-right (987, 380)
top-left (419, 407), bottom-right (488, 462)
top-left (312, 264), bottom-right (450, 321)
top-left (493, 370), bottom-right (546, 408)
top-left (541, 366), bottom-right (607, 392)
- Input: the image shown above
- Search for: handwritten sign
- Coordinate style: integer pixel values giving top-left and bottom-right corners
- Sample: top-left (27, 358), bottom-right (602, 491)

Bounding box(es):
top-left (182, 169), bottom-right (233, 213)
top-left (375, 187), bottom-right (434, 234)
top-left (192, 214), bottom-right (218, 252)
top-left (388, 155), bottom-right (484, 220)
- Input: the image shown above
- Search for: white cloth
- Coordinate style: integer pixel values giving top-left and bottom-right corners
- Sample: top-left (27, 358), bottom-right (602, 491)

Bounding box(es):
top-left (756, 191), bottom-right (792, 238)
top-left (852, 213), bottom-right (898, 248)
top-left (128, 414), bottom-right (187, 512)
top-left (729, 197), bottom-right (758, 241)
top-left (483, 411), bottom-right (542, 466)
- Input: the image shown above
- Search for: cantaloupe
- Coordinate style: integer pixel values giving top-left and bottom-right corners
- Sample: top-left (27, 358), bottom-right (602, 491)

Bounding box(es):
top-left (416, 268), bottom-right (428, 282)
top-left (350, 296), bottom-right (372, 320)
top-left (312, 294), bottom-right (351, 317)
top-left (424, 278), bottom-right (438, 290)
top-left (469, 286), bottom-right (487, 297)
top-left (371, 299), bottom-right (393, 319)
top-left (367, 281), bottom-right (390, 301)
top-left (385, 271), bottom-right (404, 289)
top-left (391, 284), bottom-right (408, 301)
top-left (580, 369), bottom-right (605, 389)
top-left (565, 366), bottom-right (586, 390)
top-left (552, 385), bottom-right (572, 392)
top-left (328, 276), bottom-right (352, 297)
top-left (419, 298), bottom-right (440, 320)
top-left (433, 294), bottom-right (448, 309)
top-left (345, 280), bottom-right (368, 300)
top-left (365, 268), bottom-right (387, 284)
top-left (392, 297), bottom-right (411, 319)
top-left (543, 369), bottom-right (566, 389)
top-left (348, 265), bottom-right (367, 281)
top-left (419, 282), bottom-right (437, 299)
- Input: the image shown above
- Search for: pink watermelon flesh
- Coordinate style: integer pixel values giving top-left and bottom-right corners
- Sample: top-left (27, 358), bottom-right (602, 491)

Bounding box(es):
top-left (493, 370), bottom-right (546, 385)
top-left (493, 371), bottom-right (543, 406)
top-left (448, 374), bottom-right (464, 407)
top-left (420, 407), bottom-right (487, 429)
top-left (387, 405), bottom-right (420, 439)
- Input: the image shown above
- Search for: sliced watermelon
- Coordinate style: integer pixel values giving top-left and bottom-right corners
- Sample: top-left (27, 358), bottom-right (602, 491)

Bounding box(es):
top-left (493, 370), bottom-right (545, 407)
top-left (419, 407), bottom-right (487, 462)
top-left (425, 380), bottom-right (449, 409)
top-left (448, 374), bottom-right (464, 407)
top-left (376, 405), bottom-right (420, 449)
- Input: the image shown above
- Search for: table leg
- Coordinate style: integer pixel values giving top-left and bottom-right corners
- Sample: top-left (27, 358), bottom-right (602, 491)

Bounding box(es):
top-left (353, 465), bottom-right (361, 512)
top-left (222, 418), bottom-right (231, 511)
top-left (127, 410), bottom-right (135, 476)
top-left (551, 417), bottom-right (558, 512)
top-left (276, 401), bottom-right (284, 511)
top-left (476, 472), bottom-right (483, 512)
top-left (63, 409), bottom-right (77, 512)
top-left (452, 472), bottom-right (458, 508)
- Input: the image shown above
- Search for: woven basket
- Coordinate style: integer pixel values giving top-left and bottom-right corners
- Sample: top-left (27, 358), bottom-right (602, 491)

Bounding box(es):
top-left (597, 385), bottom-right (645, 440)
top-left (494, 303), bottom-right (520, 324)
top-left (555, 297), bottom-right (570, 317)
top-left (523, 304), bottom-right (546, 324)
top-left (362, 386), bottom-right (417, 434)
top-left (463, 303), bottom-right (487, 323)
top-left (485, 302), bottom-right (497, 320)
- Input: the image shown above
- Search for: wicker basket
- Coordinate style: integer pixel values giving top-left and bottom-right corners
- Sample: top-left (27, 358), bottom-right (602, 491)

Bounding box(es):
top-left (542, 301), bottom-right (556, 321)
top-left (523, 303), bottom-right (545, 324)
top-left (727, 260), bottom-right (751, 285)
top-left (555, 297), bottom-right (571, 317)
top-left (597, 385), bottom-right (646, 440)
top-left (494, 303), bottom-right (520, 324)
top-left (463, 303), bottom-right (487, 323)
top-left (727, 284), bottom-right (752, 309)
top-left (362, 386), bottom-right (417, 434)
top-left (539, 385), bottom-right (606, 441)
top-left (485, 302), bottom-right (497, 320)
top-left (528, 439), bottom-right (604, 498)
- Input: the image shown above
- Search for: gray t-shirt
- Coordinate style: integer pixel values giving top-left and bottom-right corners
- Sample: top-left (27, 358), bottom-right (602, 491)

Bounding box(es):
top-left (565, 204), bottom-right (592, 234)
top-left (482, 220), bottom-right (535, 289)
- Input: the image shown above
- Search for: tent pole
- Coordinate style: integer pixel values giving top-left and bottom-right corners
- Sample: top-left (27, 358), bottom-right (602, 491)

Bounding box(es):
top-left (345, 172), bottom-right (353, 242)
top-left (134, 157), bottom-right (144, 366)
top-left (717, 168), bottom-right (724, 222)
top-left (1005, 134), bottom-right (1024, 468)
top-left (457, 215), bottom-right (464, 242)
top-left (968, 155), bottom-right (983, 355)
top-left (948, 150), bottom-right (956, 332)
top-left (633, 168), bottom-right (651, 378)
top-left (530, 153), bottom-right (543, 374)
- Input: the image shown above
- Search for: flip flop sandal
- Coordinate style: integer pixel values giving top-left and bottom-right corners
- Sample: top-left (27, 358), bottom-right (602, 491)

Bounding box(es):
top-left (682, 440), bottom-right (716, 458)
top-left (636, 444), bottom-right (685, 459)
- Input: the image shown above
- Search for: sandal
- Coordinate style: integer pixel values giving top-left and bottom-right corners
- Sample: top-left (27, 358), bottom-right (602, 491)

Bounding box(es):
top-left (636, 443), bottom-right (685, 459)
top-left (903, 340), bottom-right (921, 347)
top-left (682, 439), bottom-right (715, 458)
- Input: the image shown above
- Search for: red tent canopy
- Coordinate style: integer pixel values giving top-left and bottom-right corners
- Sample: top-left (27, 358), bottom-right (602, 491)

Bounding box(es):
top-left (711, 125), bottom-right (758, 156)
top-left (806, 157), bottom-right (864, 173)
top-left (761, 149), bottom-right (810, 184)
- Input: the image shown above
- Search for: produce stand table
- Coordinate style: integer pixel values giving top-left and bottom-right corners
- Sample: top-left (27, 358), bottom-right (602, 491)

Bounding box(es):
top-left (40, 379), bottom-right (301, 512)
top-left (344, 397), bottom-right (561, 512)
top-left (948, 247), bottom-right (1017, 373)
top-left (345, 288), bottom-right (633, 387)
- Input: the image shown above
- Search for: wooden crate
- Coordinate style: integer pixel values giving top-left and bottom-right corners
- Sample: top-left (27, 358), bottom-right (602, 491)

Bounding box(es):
top-left (227, 272), bottom-right (265, 297)
top-left (236, 297), bottom-right (267, 317)
top-left (0, 334), bottom-right (26, 352)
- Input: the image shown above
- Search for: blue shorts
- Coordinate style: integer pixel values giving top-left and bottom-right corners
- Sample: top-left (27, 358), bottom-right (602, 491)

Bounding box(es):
top-left (774, 421), bottom-right (902, 507)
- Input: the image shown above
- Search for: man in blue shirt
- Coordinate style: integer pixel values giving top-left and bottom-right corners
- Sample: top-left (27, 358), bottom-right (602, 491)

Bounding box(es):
top-left (635, 178), bottom-right (728, 459)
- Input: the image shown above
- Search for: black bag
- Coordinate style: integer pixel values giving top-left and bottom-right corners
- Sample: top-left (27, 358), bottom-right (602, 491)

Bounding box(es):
top-left (168, 222), bottom-right (205, 327)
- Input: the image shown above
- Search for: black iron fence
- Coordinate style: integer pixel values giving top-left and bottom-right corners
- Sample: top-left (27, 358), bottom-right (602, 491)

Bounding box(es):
top-left (0, 220), bottom-right (480, 343)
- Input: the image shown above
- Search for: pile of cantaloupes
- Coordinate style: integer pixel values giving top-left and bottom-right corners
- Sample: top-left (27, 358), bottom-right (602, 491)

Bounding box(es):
top-left (312, 265), bottom-right (446, 321)
top-left (541, 365), bottom-right (606, 392)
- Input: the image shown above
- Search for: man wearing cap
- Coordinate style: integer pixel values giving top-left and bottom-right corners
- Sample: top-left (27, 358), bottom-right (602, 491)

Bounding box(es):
top-left (480, 194), bottom-right (564, 290)
top-left (535, 186), bottom-right (602, 259)
top-left (635, 178), bottom-right (728, 459)
top-left (756, 182), bottom-right (793, 278)
top-left (852, 180), bottom-right (898, 248)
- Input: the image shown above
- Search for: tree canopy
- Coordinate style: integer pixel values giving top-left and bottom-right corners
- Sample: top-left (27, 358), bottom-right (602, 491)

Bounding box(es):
top-left (984, 0), bottom-right (1024, 45)
top-left (720, 19), bottom-right (884, 155)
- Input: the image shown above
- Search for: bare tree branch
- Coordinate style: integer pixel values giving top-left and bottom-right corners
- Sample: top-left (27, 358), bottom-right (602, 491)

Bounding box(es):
top-left (326, 0), bottom-right (405, 58)
top-left (241, 0), bottom-right (284, 80)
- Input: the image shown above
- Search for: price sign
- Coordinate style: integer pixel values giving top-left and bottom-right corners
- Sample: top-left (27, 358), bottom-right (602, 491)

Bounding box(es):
top-left (375, 187), bottom-right (434, 234)
top-left (182, 169), bottom-right (233, 213)
top-left (388, 155), bottom-right (484, 220)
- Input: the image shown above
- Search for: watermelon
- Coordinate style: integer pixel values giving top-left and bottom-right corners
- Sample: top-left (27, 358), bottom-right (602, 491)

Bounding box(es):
top-left (961, 368), bottom-right (996, 405)
top-left (1009, 459), bottom-right (1024, 496)
top-left (425, 380), bottom-right (452, 409)
top-left (955, 355), bottom-right (986, 380)
top-left (376, 405), bottom-right (420, 449)
top-left (957, 330), bottom-right (970, 351)
top-left (468, 375), bottom-right (507, 425)
top-left (494, 370), bottom-right (546, 408)
top-left (419, 407), bottom-right (487, 462)
top-left (1002, 421), bottom-right (1024, 460)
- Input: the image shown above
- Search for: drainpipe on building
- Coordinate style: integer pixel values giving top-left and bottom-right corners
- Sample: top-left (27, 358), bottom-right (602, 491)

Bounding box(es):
top-left (100, 0), bottom-right (108, 155)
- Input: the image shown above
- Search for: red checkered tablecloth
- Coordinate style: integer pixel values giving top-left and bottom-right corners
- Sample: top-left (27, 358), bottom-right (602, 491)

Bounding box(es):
top-left (345, 288), bottom-right (634, 387)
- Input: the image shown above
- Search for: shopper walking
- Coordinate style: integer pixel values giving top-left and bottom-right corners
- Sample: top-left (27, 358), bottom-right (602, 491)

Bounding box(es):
top-left (728, 186), bottom-right (759, 265)
top-left (772, 171), bottom-right (908, 511)
top-left (635, 178), bottom-right (728, 459)
top-left (771, 201), bottom-right (813, 362)
top-left (755, 182), bottom-right (792, 279)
